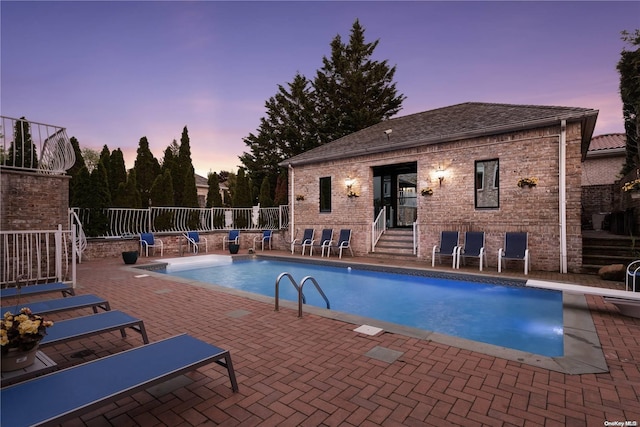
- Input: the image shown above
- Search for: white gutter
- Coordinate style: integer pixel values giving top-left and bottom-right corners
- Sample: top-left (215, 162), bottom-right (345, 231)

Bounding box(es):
top-left (559, 120), bottom-right (567, 273)
top-left (289, 163), bottom-right (294, 242)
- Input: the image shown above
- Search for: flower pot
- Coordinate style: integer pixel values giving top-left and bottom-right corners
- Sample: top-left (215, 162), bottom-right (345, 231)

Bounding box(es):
top-left (1, 345), bottom-right (39, 372)
top-left (228, 243), bottom-right (240, 254)
top-left (122, 251), bottom-right (139, 265)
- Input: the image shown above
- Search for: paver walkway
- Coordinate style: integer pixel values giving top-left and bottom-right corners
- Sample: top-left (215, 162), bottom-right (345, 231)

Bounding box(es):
top-left (2, 251), bottom-right (639, 426)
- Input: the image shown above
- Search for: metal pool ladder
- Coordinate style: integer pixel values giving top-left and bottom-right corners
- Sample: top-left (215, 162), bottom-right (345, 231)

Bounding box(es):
top-left (275, 272), bottom-right (330, 318)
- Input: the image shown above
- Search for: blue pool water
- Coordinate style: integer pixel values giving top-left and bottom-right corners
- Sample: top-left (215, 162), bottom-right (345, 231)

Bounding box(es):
top-left (159, 257), bottom-right (564, 357)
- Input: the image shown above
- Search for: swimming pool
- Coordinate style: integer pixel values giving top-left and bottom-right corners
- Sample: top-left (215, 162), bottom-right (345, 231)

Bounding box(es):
top-left (158, 256), bottom-right (564, 357)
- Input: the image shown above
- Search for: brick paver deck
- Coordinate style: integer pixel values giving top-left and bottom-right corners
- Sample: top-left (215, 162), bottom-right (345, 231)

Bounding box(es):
top-left (3, 251), bottom-right (639, 426)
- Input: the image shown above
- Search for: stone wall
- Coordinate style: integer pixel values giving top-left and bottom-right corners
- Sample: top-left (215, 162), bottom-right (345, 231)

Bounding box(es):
top-left (0, 169), bottom-right (70, 231)
top-left (290, 122), bottom-right (584, 273)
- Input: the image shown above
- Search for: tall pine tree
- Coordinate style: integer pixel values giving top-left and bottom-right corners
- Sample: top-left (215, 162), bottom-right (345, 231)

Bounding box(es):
top-left (7, 117), bottom-right (38, 170)
top-left (109, 148), bottom-right (127, 198)
top-left (619, 29), bottom-right (640, 175)
top-left (133, 137), bottom-right (161, 208)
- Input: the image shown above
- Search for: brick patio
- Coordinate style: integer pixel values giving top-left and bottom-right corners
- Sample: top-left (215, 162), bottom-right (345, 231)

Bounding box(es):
top-left (3, 251), bottom-right (639, 426)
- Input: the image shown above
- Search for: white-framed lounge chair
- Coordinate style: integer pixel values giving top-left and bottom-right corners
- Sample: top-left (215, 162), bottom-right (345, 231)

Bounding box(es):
top-left (1, 294), bottom-right (111, 317)
top-left (291, 229), bottom-right (314, 254)
top-left (310, 229), bottom-right (333, 256)
top-left (498, 232), bottom-right (529, 275)
top-left (323, 229), bottom-right (353, 259)
top-left (253, 230), bottom-right (272, 251)
top-left (456, 231), bottom-right (486, 271)
top-left (184, 231), bottom-right (208, 254)
top-left (140, 233), bottom-right (164, 257)
top-left (1, 282), bottom-right (74, 299)
top-left (626, 260), bottom-right (640, 292)
top-left (222, 229), bottom-right (240, 250)
top-left (0, 334), bottom-right (238, 427)
top-left (40, 310), bottom-right (149, 346)
top-left (432, 231), bottom-right (459, 268)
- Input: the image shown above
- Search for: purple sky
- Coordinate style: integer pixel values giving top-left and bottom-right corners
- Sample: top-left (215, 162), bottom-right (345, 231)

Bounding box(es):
top-left (2, 1), bottom-right (638, 177)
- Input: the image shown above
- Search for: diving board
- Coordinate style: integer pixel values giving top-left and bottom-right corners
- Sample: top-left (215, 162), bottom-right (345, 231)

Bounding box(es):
top-left (1, 334), bottom-right (238, 426)
top-left (1, 282), bottom-right (74, 298)
top-left (526, 279), bottom-right (640, 301)
top-left (40, 310), bottom-right (149, 346)
top-left (1, 294), bottom-right (110, 317)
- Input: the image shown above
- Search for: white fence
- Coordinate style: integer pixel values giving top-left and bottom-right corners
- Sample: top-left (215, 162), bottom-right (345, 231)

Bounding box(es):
top-left (70, 205), bottom-right (290, 238)
top-left (0, 226), bottom-right (76, 287)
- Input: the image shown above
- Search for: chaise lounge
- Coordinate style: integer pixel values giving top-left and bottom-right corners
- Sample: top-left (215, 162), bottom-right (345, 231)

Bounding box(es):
top-left (1, 281), bottom-right (74, 299)
top-left (1, 334), bottom-right (239, 426)
top-left (1, 294), bottom-right (110, 317)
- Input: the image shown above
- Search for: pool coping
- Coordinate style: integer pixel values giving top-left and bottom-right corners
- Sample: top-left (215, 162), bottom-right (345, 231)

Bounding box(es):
top-left (132, 254), bottom-right (608, 375)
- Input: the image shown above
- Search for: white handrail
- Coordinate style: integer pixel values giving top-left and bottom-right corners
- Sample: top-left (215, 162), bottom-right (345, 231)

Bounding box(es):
top-left (371, 207), bottom-right (386, 252)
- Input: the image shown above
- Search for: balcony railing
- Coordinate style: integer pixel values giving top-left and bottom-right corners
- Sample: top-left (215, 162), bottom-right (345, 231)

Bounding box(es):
top-left (0, 115), bottom-right (75, 175)
top-left (70, 205), bottom-right (290, 239)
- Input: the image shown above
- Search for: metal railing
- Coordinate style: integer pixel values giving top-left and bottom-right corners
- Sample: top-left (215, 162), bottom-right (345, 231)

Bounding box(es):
top-left (1, 226), bottom-right (76, 287)
top-left (70, 205), bottom-right (290, 238)
top-left (371, 206), bottom-right (386, 252)
top-left (0, 116), bottom-right (75, 175)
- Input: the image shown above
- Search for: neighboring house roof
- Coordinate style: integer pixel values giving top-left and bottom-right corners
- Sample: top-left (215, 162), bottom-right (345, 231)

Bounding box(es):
top-left (281, 102), bottom-right (598, 167)
top-left (195, 173), bottom-right (208, 188)
top-left (582, 133), bottom-right (625, 186)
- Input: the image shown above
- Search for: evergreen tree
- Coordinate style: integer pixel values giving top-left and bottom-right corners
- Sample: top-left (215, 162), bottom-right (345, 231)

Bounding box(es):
top-left (7, 117), bottom-right (38, 169)
top-left (150, 170), bottom-right (175, 230)
top-left (619, 29), bottom-right (640, 175)
top-left (161, 139), bottom-right (179, 205)
top-left (98, 145), bottom-right (112, 201)
top-left (206, 172), bottom-right (223, 207)
top-left (274, 172), bottom-right (288, 206)
top-left (109, 148), bottom-right (127, 198)
top-left (71, 166), bottom-right (91, 208)
top-left (84, 160), bottom-right (111, 236)
top-left (176, 126), bottom-right (199, 207)
top-left (133, 137), bottom-right (161, 208)
top-left (240, 73), bottom-right (318, 200)
top-left (258, 176), bottom-right (274, 207)
top-left (113, 169), bottom-right (142, 208)
top-left (232, 168), bottom-right (252, 208)
top-left (314, 19), bottom-right (405, 143)
top-left (68, 137), bottom-right (87, 204)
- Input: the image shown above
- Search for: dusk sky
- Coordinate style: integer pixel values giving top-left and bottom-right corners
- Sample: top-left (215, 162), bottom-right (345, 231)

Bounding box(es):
top-left (2, 1), bottom-right (638, 177)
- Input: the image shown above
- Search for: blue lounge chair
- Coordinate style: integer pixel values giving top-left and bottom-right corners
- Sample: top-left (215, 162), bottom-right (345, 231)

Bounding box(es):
top-left (1, 294), bottom-right (110, 317)
top-left (456, 231), bottom-right (486, 271)
top-left (291, 229), bottom-right (314, 255)
top-left (1, 282), bottom-right (74, 299)
top-left (322, 229), bottom-right (353, 259)
top-left (253, 230), bottom-right (272, 251)
top-left (498, 232), bottom-right (530, 275)
top-left (40, 310), bottom-right (149, 346)
top-left (626, 260), bottom-right (640, 292)
top-left (184, 231), bottom-right (208, 254)
top-left (432, 231), bottom-right (459, 268)
top-left (222, 229), bottom-right (240, 250)
top-left (0, 334), bottom-right (238, 427)
top-left (310, 229), bottom-right (333, 256)
top-left (140, 232), bottom-right (164, 257)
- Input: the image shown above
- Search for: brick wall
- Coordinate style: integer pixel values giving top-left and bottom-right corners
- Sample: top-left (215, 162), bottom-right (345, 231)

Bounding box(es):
top-left (290, 123), bottom-right (584, 272)
top-left (0, 169), bottom-right (70, 231)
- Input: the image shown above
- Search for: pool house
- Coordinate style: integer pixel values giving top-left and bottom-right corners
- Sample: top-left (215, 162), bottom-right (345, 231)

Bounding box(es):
top-left (282, 102), bottom-right (599, 273)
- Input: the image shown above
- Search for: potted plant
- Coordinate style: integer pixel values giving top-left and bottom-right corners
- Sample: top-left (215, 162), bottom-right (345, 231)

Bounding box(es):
top-left (517, 177), bottom-right (538, 188)
top-left (122, 250), bottom-right (139, 265)
top-left (228, 243), bottom-right (240, 254)
top-left (1, 308), bottom-right (54, 371)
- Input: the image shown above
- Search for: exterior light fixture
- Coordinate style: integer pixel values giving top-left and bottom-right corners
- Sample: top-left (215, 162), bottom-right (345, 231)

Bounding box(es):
top-left (345, 177), bottom-right (355, 190)
top-left (435, 167), bottom-right (445, 187)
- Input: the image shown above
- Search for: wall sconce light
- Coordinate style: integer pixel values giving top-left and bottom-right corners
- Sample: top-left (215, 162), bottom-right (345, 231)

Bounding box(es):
top-left (345, 177), bottom-right (355, 190)
top-left (435, 167), bottom-right (445, 187)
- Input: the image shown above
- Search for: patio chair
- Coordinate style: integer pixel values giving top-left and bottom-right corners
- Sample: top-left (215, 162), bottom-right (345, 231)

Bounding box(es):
top-left (1, 334), bottom-right (238, 427)
top-left (184, 231), bottom-right (208, 254)
top-left (40, 310), bottom-right (149, 346)
top-left (291, 228), bottom-right (314, 254)
top-left (456, 231), bottom-right (486, 271)
top-left (253, 230), bottom-right (272, 251)
top-left (625, 260), bottom-right (640, 292)
top-left (322, 229), bottom-right (353, 259)
top-left (140, 233), bottom-right (163, 257)
top-left (309, 229), bottom-right (333, 256)
top-left (498, 232), bottom-right (530, 275)
top-left (1, 282), bottom-right (74, 299)
top-left (222, 229), bottom-right (240, 250)
top-left (432, 231), bottom-right (459, 268)
top-left (1, 294), bottom-right (111, 317)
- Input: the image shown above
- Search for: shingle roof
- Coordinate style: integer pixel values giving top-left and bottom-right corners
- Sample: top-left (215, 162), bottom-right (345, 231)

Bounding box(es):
top-left (282, 102), bottom-right (598, 166)
top-left (588, 133), bottom-right (625, 152)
